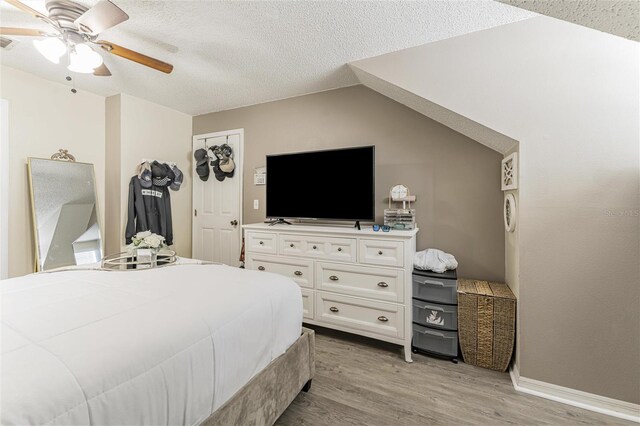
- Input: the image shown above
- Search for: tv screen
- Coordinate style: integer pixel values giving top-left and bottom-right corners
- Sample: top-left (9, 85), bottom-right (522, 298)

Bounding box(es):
top-left (266, 146), bottom-right (375, 221)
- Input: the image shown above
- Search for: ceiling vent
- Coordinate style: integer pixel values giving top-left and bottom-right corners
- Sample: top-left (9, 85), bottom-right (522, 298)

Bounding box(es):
top-left (0, 37), bottom-right (15, 49)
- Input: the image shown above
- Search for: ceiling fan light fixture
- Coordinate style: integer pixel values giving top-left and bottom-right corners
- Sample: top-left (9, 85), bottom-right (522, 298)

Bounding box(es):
top-left (67, 43), bottom-right (103, 73)
top-left (33, 37), bottom-right (66, 64)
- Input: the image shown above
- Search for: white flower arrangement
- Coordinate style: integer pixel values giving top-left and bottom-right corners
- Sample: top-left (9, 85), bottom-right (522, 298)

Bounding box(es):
top-left (128, 231), bottom-right (165, 252)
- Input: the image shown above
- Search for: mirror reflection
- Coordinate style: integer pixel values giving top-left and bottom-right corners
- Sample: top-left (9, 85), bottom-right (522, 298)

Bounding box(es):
top-left (28, 158), bottom-right (103, 271)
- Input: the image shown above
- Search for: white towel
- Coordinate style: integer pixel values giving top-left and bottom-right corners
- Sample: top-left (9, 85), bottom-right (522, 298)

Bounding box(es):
top-left (413, 248), bottom-right (458, 273)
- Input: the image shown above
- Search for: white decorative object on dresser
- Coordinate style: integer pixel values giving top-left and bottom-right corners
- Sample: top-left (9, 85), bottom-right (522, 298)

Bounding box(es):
top-left (243, 223), bottom-right (418, 362)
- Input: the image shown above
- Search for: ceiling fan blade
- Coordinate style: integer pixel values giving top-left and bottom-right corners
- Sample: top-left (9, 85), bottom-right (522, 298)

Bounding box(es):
top-left (5, 0), bottom-right (46, 19)
top-left (4, 0), bottom-right (55, 25)
top-left (96, 40), bottom-right (173, 74)
top-left (93, 63), bottom-right (112, 77)
top-left (74, 0), bottom-right (128, 35)
top-left (0, 27), bottom-right (48, 36)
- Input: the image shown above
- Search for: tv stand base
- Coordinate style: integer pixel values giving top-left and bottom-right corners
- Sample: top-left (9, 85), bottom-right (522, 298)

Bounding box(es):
top-left (354, 221), bottom-right (361, 230)
top-left (267, 218), bottom-right (292, 226)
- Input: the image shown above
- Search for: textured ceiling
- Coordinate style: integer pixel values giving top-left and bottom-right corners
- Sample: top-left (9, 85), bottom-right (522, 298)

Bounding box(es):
top-left (0, 1), bottom-right (534, 115)
top-left (497, 0), bottom-right (639, 41)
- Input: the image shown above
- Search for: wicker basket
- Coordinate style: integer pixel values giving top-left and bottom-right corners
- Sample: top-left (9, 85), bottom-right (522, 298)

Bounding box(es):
top-left (457, 279), bottom-right (516, 372)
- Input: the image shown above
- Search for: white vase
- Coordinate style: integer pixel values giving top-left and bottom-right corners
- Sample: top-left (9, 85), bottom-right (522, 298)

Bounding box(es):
top-left (135, 247), bottom-right (158, 268)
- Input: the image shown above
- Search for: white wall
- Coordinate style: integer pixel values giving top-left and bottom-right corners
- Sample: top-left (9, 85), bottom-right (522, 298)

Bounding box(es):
top-left (0, 99), bottom-right (8, 279)
top-left (105, 93), bottom-right (193, 257)
top-left (503, 144), bottom-right (520, 369)
top-left (351, 16), bottom-right (640, 404)
top-left (0, 66), bottom-right (106, 277)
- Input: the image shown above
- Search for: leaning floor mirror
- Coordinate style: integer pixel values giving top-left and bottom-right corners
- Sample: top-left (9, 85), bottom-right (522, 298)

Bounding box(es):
top-left (28, 157), bottom-right (103, 271)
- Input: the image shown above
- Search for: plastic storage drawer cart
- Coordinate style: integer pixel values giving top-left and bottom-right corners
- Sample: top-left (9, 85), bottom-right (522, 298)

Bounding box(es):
top-left (457, 279), bottom-right (516, 372)
top-left (411, 268), bottom-right (459, 362)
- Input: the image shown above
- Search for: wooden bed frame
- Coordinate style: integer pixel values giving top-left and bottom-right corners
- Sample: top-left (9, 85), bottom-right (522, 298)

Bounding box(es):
top-left (202, 327), bottom-right (315, 425)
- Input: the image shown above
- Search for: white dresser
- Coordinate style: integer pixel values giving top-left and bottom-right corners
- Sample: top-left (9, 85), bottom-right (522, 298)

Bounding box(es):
top-left (243, 223), bottom-right (418, 362)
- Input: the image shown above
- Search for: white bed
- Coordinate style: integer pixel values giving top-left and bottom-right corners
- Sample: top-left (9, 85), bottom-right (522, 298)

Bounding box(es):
top-left (1, 262), bottom-right (303, 425)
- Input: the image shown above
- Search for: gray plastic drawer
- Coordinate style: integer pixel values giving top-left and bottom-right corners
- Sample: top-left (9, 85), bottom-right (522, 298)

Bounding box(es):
top-left (412, 324), bottom-right (458, 357)
top-left (413, 300), bottom-right (458, 331)
top-left (412, 276), bottom-right (457, 304)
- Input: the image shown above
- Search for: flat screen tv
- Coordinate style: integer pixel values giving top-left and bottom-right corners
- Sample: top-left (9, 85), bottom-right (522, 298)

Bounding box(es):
top-left (266, 146), bottom-right (375, 222)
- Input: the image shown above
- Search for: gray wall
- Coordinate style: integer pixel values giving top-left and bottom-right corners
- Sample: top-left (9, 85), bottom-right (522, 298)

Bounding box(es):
top-left (349, 17), bottom-right (639, 404)
top-left (194, 85), bottom-right (505, 281)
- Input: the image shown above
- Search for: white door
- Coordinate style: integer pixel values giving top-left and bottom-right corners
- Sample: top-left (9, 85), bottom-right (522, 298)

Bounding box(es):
top-left (192, 129), bottom-right (243, 266)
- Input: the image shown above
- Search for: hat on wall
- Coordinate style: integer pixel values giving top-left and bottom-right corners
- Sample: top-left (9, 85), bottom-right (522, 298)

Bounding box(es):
top-left (139, 168), bottom-right (152, 188)
top-left (211, 158), bottom-right (226, 182)
top-left (219, 157), bottom-right (235, 174)
top-left (151, 162), bottom-right (174, 187)
top-left (136, 162), bottom-right (153, 188)
top-left (219, 143), bottom-right (233, 158)
top-left (151, 161), bottom-right (167, 178)
top-left (152, 176), bottom-right (171, 186)
top-left (170, 165), bottom-right (184, 191)
top-left (194, 149), bottom-right (210, 181)
top-left (210, 144), bottom-right (235, 176)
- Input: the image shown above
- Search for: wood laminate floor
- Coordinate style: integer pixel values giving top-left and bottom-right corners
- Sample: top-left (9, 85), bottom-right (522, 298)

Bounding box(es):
top-left (276, 326), bottom-right (632, 426)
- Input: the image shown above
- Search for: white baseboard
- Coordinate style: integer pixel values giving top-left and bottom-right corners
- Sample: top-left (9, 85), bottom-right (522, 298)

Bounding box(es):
top-left (509, 364), bottom-right (640, 423)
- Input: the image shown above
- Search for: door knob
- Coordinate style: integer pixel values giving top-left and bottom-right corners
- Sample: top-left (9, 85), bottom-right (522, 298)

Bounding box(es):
top-left (230, 220), bottom-right (238, 226)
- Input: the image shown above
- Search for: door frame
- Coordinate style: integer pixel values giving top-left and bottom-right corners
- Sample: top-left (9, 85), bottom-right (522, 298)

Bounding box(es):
top-left (191, 128), bottom-right (244, 261)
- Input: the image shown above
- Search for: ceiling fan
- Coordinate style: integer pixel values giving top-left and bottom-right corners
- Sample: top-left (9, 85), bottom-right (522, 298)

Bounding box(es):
top-left (0, 0), bottom-right (173, 76)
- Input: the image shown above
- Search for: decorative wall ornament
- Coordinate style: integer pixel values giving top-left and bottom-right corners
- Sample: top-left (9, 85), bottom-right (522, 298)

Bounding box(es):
top-left (51, 149), bottom-right (76, 162)
top-left (504, 193), bottom-right (517, 233)
top-left (501, 152), bottom-right (518, 191)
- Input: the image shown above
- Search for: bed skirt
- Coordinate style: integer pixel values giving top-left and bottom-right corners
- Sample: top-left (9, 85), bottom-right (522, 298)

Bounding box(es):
top-left (202, 327), bottom-right (315, 426)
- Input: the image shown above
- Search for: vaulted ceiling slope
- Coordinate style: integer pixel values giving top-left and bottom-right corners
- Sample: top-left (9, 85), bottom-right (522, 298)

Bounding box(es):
top-left (349, 15), bottom-right (639, 155)
top-left (0, 0), bottom-right (534, 115)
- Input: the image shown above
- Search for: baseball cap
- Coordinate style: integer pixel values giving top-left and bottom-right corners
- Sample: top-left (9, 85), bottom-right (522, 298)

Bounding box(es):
top-left (170, 165), bottom-right (184, 191)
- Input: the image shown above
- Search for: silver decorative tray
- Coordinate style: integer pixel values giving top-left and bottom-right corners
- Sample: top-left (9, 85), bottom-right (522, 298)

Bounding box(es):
top-left (101, 250), bottom-right (177, 270)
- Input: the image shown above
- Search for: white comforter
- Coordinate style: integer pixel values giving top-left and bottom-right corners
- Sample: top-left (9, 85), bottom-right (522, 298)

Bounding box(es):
top-left (1, 263), bottom-right (302, 425)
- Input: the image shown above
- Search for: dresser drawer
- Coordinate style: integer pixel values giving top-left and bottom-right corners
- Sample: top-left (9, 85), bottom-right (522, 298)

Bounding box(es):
top-left (412, 324), bottom-right (458, 357)
top-left (245, 254), bottom-right (313, 289)
top-left (413, 276), bottom-right (457, 304)
top-left (359, 239), bottom-right (404, 267)
top-left (413, 300), bottom-right (457, 331)
top-left (316, 262), bottom-right (403, 303)
top-left (246, 232), bottom-right (277, 254)
top-left (301, 288), bottom-right (314, 320)
top-left (279, 235), bottom-right (305, 256)
top-left (279, 235), bottom-right (357, 263)
top-left (315, 292), bottom-right (404, 339)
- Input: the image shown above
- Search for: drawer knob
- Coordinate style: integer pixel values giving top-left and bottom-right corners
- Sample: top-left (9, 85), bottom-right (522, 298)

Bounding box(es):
top-left (378, 250), bottom-right (383, 255)
top-left (329, 306), bottom-right (339, 313)
top-left (259, 241), bottom-right (264, 245)
top-left (377, 282), bottom-right (388, 288)
top-left (290, 243), bottom-right (295, 248)
top-left (329, 275), bottom-right (339, 281)
top-left (294, 270), bottom-right (303, 276)
top-left (257, 266), bottom-right (265, 271)
top-left (312, 245), bottom-right (317, 250)
top-left (337, 247), bottom-right (342, 252)
top-left (377, 316), bottom-right (389, 322)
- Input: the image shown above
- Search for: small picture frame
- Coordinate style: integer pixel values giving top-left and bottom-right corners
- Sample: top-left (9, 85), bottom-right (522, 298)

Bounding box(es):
top-left (504, 193), bottom-right (517, 233)
top-left (501, 152), bottom-right (518, 191)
